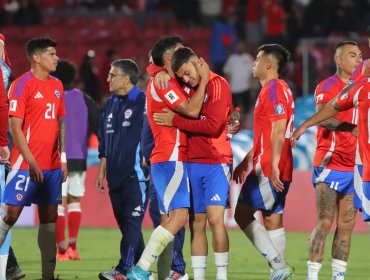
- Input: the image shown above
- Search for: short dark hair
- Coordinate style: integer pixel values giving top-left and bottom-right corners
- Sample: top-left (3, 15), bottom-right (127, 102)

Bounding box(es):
top-left (334, 41), bottom-right (358, 53)
top-left (171, 47), bottom-right (196, 73)
top-left (52, 60), bottom-right (77, 87)
top-left (257, 44), bottom-right (291, 75)
top-left (111, 59), bottom-right (139, 85)
top-left (25, 37), bottom-right (57, 59)
top-left (151, 35), bottom-right (183, 67)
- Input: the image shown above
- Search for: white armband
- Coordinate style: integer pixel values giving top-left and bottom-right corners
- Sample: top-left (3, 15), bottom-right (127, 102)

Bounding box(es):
top-left (61, 152), bottom-right (67, 163)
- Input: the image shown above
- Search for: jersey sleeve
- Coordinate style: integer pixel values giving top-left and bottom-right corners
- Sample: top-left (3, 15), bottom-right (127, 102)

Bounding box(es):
top-left (314, 82), bottom-right (335, 105)
top-left (0, 67), bottom-right (8, 146)
top-left (146, 63), bottom-right (165, 77)
top-left (154, 79), bottom-right (187, 110)
top-left (8, 80), bottom-right (28, 120)
top-left (266, 81), bottom-right (290, 122)
top-left (172, 78), bottom-right (230, 136)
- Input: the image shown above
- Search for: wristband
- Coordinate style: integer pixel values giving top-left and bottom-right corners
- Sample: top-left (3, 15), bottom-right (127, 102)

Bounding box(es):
top-left (61, 152), bottom-right (67, 163)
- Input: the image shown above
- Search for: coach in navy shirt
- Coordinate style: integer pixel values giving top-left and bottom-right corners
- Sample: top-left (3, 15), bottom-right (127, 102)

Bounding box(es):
top-left (96, 59), bottom-right (148, 280)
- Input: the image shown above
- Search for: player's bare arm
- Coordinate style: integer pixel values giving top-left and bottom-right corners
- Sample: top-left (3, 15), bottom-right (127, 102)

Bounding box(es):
top-left (270, 119), bottom-right (287, 192)
top-left (362, 59), bottom-right (370, 77)
top-left (233, 148), bottom-right (253, 184)
top-left (291, 98), bottom-right (342, 148)
top-left (0, 39), bottom-right (4, 60)
top-left (315, 103), bottom-right (357, 132)
top-left (96, 157), bottom-right (106, 193)
top-left (9, 116), bottom-right (43, 183)
top-left (174, 58), bottom-right (209, 118)
top-left (58, 116), bottom-right (68, 182)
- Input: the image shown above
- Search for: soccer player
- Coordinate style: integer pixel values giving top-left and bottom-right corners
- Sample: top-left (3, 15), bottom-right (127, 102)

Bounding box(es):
top-left (52, 60), bottom-right (100, 261)
top-left (305, 41), bottom-right (362, 280)
top-left (141, 113), bottom-right (187, 280)
top-left (232, 44), bottom-right (294, 280)
top-left (96, 59), bottom-right (148, 280)
top-left (153, 46), bottom-right (233, 280)
top-left (0, 37), bottom-right (67, 280)
top-left (127, 35), bottom-right (209, 280)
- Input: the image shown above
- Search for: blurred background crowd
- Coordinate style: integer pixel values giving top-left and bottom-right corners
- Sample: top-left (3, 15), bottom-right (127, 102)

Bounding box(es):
top-left (0, 0), bottom-right (370, 129)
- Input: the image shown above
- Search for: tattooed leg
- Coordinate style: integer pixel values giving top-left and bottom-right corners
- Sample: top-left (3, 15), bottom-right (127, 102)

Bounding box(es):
top-left (309, 183), bottom-right (337, 262)
top-left (332, 193), bottom-right (357, 261)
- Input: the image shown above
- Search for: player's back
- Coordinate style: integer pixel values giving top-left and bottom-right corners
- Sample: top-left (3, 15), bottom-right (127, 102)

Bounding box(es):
top-left (146, 78), bottom-right (188, 163)
top-left (183, 73), bottom-right (233, 164)
top-left (8, 72), bottom-right (64, 170)
top-left (253, 79), bottom-right (294, 181)
top-left (313, 75), bottom-right (357, 171)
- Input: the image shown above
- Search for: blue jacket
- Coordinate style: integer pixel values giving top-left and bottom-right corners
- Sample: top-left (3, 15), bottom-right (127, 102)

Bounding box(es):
top-left (140, 114), bottom-right (154, 165)
top-left (98, 86), bottom-right (148, 190)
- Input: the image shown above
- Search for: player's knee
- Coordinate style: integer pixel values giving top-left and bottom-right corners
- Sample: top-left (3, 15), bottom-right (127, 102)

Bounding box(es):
top-left (2, 214), bottom-right (17, 227)
top-left (234, 207), bottom-right (253, 229)
top-left (317, 218), bottom-right (333, 233)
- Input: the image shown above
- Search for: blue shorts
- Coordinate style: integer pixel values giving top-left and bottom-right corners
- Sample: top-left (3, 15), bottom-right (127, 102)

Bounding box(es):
top-left (312, 167), bottom-right (354, 195)
top-left (151, 161), bottom-right (190, 214)
top-left (4, 169), bottom-right (62, 206)
top-left (238, 173), bottom-right (290, 214)
top-left (354, 164), bottom-right (363, 209)
top-left (188, 163), bottom-right (231, 213)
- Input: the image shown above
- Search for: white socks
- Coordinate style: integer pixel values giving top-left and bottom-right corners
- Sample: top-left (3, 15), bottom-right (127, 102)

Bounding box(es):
top-left (332, 259), bottom-right (347, 280)
top-left (0, 217), bottom-right (11, 247)
top-left (268, 228), bottom-right (286, 258)
top-left (138, 225), bottom-right (174, 271)
top-left (38, 223), bottom-right (56, 280)
top-left (214, 252), bottom-right (229, 280)
top-left (242, 220), bottom-right (285, 269)
top-left (0, 255), bottom-right (8, 280)
top-left (307, 261), bottom-right (322, 280)
top-left (191, 256), bottom-right (207, 280)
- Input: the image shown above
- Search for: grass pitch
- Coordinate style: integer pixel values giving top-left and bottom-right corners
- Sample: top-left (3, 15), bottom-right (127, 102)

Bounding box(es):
top-left (11, 227), bottom-right (370, 279)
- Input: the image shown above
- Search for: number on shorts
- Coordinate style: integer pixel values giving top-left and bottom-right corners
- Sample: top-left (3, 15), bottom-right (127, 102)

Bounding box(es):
top-left (15, 175), bottom-right (30, 192)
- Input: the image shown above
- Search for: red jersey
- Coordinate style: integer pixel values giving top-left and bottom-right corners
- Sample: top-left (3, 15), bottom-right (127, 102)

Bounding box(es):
top-left (337, 79), bottom-right (370, 181)
top-left (147, 77), bottom-right (188, 163)
top-left (252, 79), bottom-right (294, 182)
top-left (172, 72), bottom-right (233, 164)
top-left (313, 75), bottom-right (357, 171)
top-left (351, 60), bottom-right (367, 84)
top-left (8, 72), bottom-right (65, 170)
top-left (0, 34), bottom-right (11, 68)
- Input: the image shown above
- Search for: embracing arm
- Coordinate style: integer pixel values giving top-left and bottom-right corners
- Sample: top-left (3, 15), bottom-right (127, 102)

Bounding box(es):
top-left (316, 103), bottom-right (356, 132)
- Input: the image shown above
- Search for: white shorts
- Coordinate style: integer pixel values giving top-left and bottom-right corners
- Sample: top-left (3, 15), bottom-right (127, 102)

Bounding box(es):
top-left (62, 171), bottom-right (86, 197)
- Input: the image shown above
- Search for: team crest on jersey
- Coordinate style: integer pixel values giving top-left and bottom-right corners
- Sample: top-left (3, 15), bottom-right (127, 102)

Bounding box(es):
top-left (274, 103), bottom-right (285, 115)
top-left (340, 93), bottom-right (348, 100)
top-left (9, 100), bottom-right (17, 112)
top-left (124, 109), bottom-right (133, 119)
top-left (16, 193), bottom-right (23, 201)
top-left (55, 90), bottom-right (60, 99)
top-left (164, 90), bottom-right (179, 104)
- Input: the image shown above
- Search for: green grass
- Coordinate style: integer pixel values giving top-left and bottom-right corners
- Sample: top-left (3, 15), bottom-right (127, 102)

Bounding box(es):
top-left (10, 228), bottom-right (370, 279)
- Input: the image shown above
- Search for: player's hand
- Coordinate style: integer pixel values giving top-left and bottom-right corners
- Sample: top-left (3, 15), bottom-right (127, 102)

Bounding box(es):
top-left (228, 120), bottom-right (241, 137)
top-left (290, 125), bottom-right (307, 148)
top-left (61, 162), bottom-right (68, 182)
top-left (28, 159), bottom-right (43, 183)
top-left (153, 108), bottom-right (175, 127)
top-left (0, 146), bottom-right (10, 164)
top-left (270, 166), bottom-right (284, 192)
top-left (95, 173), bottom-right (105, 193)
top-left (351, 126), bottom-right (358, 137)
top-left (362, 59), bottom-right (370, 77)
top-left (193, 57), bottom-right (210, 85)
top-left (155, 70), bottom-right (171, 89)
top-left (233, 160), bottom-right (249, 184)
